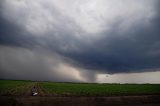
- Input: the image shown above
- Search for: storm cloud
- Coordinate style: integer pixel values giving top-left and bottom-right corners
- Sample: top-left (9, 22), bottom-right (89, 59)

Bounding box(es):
top-left (0, 0), bottom-right (160, 82)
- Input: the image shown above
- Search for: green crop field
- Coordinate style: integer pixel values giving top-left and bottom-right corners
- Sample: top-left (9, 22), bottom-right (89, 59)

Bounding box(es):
top-left (0, 80), bottom-right (35, 96)
top-left (0, 79), bottom-right (160, 96)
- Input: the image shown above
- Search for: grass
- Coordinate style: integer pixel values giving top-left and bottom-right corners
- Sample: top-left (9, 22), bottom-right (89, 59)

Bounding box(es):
top-left (39, 82), bottom-right (160, 96)
top-left (0, 80), bottom-right (34, 95)
top-left (0, 79), bottom-right (160, 96)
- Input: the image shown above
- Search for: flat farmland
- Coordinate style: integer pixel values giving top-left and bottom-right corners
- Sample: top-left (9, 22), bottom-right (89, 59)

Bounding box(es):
top-left (39, 82), bottom-right (160, 96)
top-left (0, 80), bottom-right (36, 96)
top-left (0, 80), bottom-right (160, 106)
top-left (0, 80), bottom-right (160, 96)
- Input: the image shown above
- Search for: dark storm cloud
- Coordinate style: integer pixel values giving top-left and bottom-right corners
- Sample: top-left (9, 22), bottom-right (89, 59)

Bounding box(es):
top-left (67, 23), bottom-right (160, 73)
top-left (58, 2), bottom-right (160, 73)
top-left (0, 16), bottom-right (36, 48)
top-left (0, 15), bottom-right (95, 82)
top-left (0, 45), bottom-right (91, 82)
top-left (0, 0), bottom-right (160, 82)
top-left (66, 12), bottom-right (160, 73)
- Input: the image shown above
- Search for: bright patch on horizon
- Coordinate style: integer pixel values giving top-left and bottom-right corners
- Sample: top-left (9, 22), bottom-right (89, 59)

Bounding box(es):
top-left (97, 71), bottom-right (160, 84)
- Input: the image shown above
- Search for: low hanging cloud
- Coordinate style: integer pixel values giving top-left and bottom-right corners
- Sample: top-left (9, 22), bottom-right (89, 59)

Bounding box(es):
top-left (0, 0), bottom-right (160, 82)
top-left (0, 45), bottom-right (96, 82)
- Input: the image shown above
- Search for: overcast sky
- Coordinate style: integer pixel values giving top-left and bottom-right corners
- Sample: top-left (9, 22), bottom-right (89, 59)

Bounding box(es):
top-left (0, 0), bottom-right (160, 83)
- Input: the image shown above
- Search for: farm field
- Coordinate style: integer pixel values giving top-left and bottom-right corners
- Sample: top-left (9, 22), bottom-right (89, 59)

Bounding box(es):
top-left (0, 80), bottom-right (36, 96)
top-left (39, 82), bottom-right (160, 96)
top-left (0, 79), bottom-right (160, 106)
top-left (0, 79), bottom-right (160, 96)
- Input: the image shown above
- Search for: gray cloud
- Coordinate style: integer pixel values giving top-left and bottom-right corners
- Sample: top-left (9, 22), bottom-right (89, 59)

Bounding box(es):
top-left (67, 12), bottom-right (160, 73)
top-left (0, 45), bottom-right (96, 82)
top-left (0, 0), bottom-right (160, 82)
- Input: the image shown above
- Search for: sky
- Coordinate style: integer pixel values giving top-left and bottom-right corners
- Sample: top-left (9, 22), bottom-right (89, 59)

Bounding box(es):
top-left (0, 0), bottom-right (160, 83)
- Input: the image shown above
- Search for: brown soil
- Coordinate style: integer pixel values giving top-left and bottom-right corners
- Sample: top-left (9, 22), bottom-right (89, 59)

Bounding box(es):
top-left (0, 95), bottom-right (160, 106)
